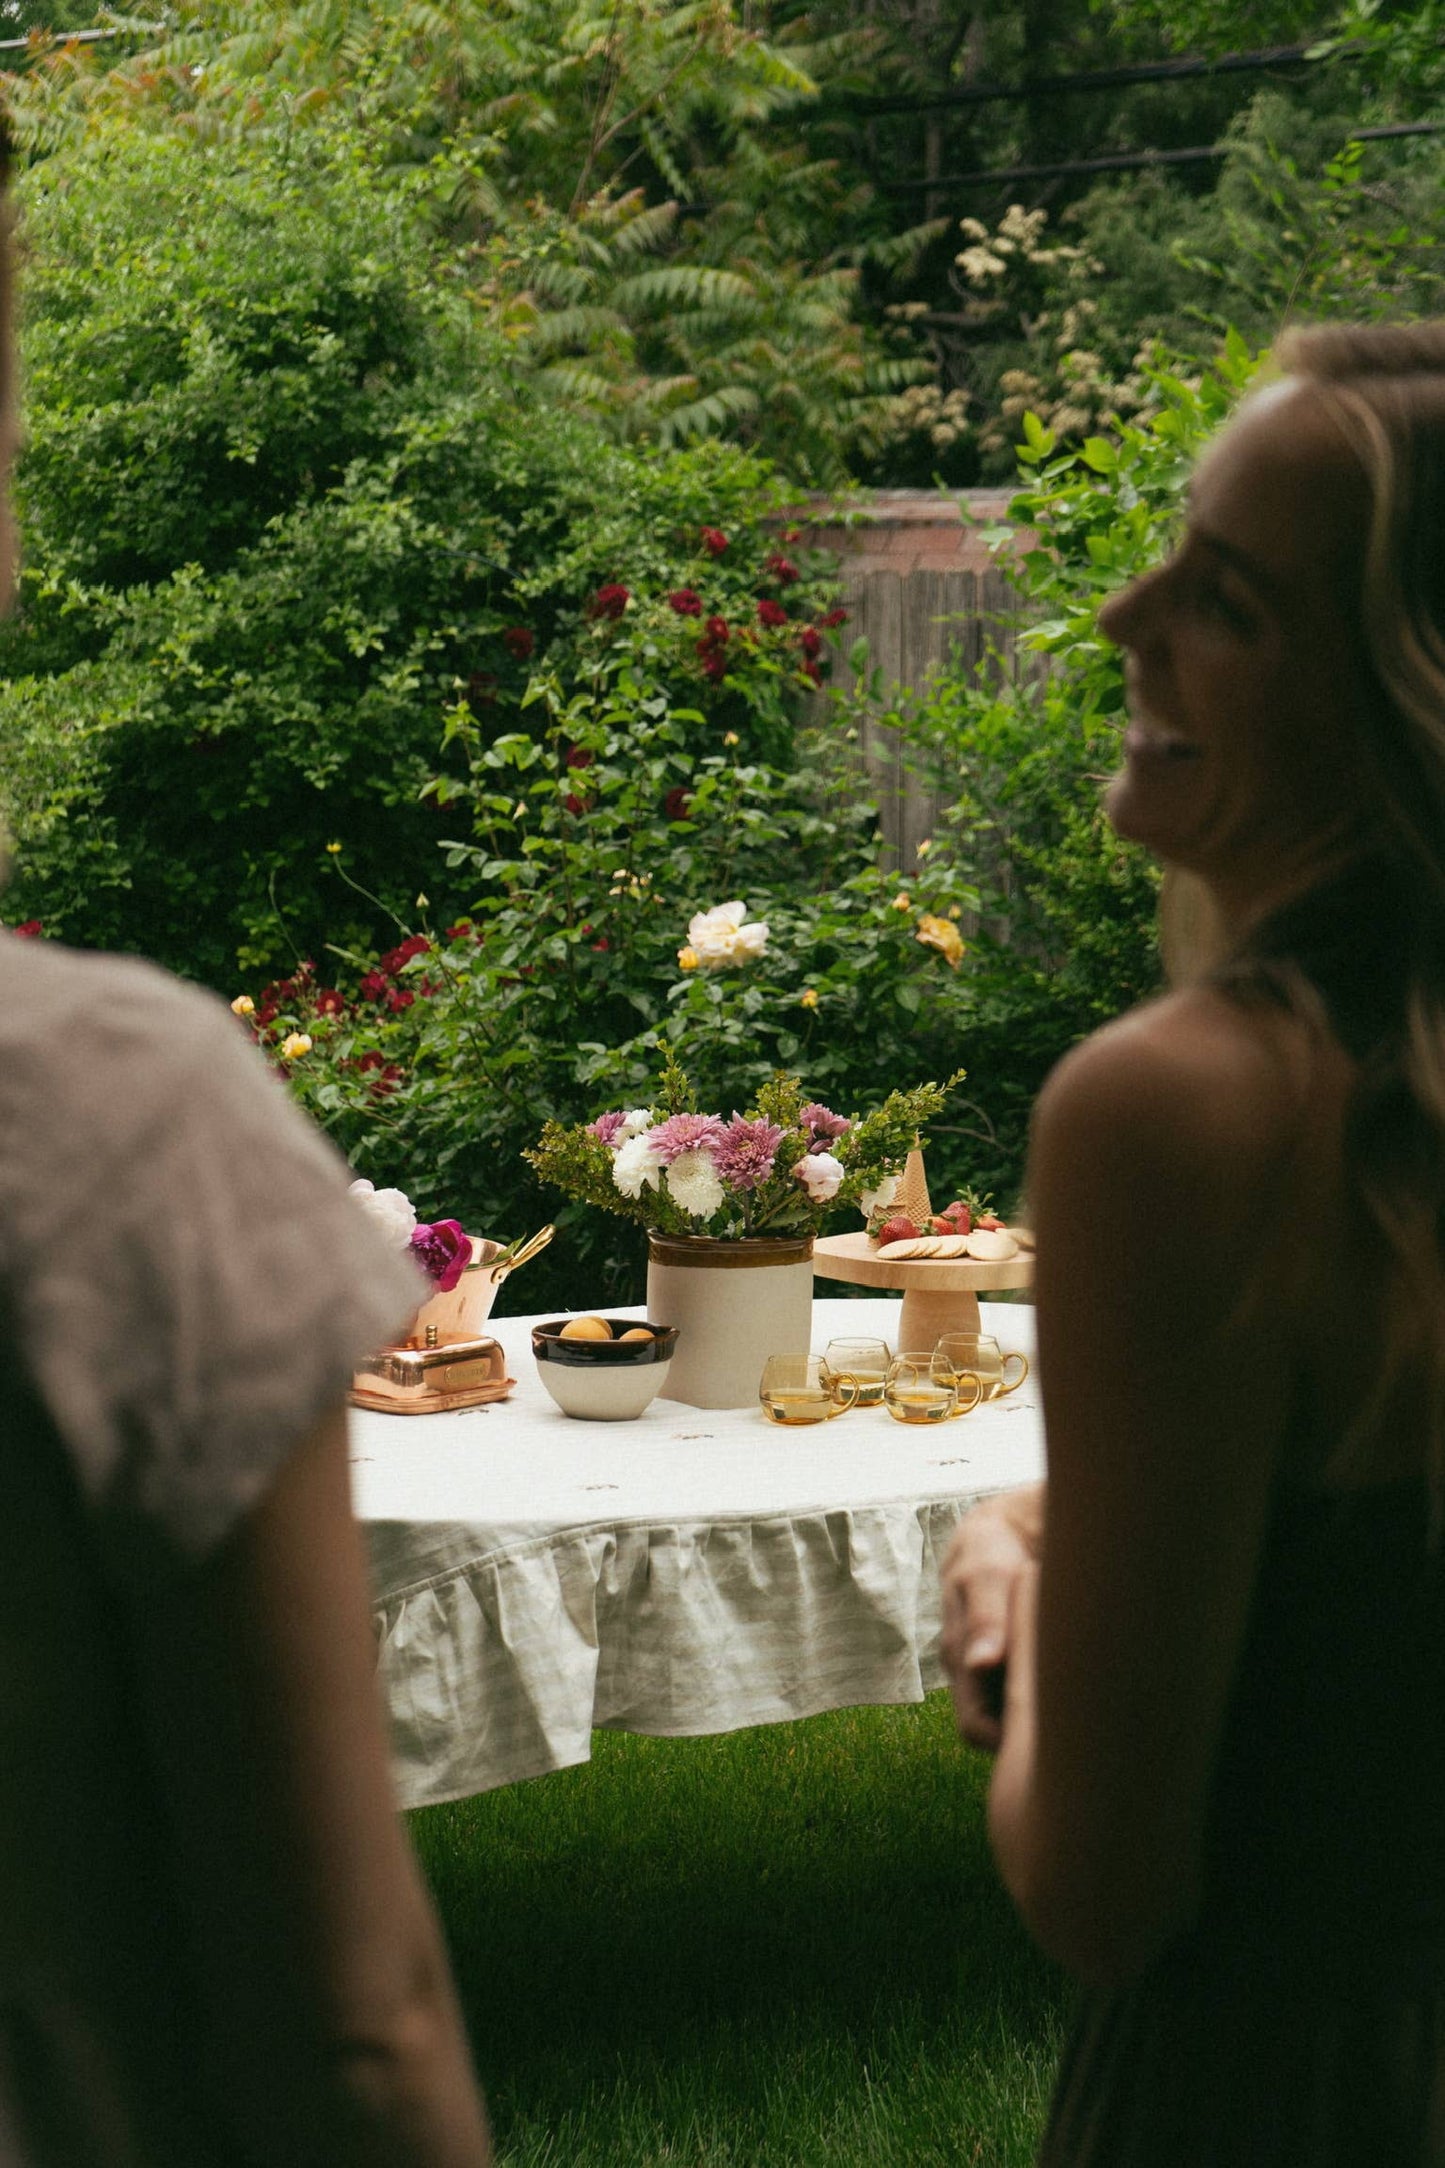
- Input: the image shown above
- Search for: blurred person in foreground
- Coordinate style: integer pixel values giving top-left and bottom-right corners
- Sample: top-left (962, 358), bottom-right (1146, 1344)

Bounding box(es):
top-left (940, 323), bottom-right (1445, 2164)
top-left (0, 162), bottom-right (492, 2164)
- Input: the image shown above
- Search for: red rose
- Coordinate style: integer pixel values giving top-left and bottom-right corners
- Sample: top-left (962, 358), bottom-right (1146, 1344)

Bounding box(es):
top-left (566, 745), bottom-right (596, 770)
top-left (764, 552), bottom-right (800, 585)
top-left (360, 968), bottom-right (389, 1001)
top-left (444, 920), bottom-right (472, 942)
top-left (564, 793), bottom-right (591, 817)
top-left (668, 588), bottom-right (703, 616)
top-left (799, 625), bottom-right (822, 659)
top-left (9, 920), bottom-right (42, 938)
top-left (820, 607), bottom-right (849, 629)
top-left (700, 527), bottom-right (729, 557)
top-left (381, 934), bottom-right (430, 975)
top-left (756, 598), bottom-right (789, 629)
top-left (664, 785), bottom-right (693, 821)
top-left (254, 1002), bottom-right (279, 1027)
top-left (700, 651), bottom-right (726, 681)
top-left (314, 988), bottom-right (345, 1016)
top-left (591, 936), bottom-right (611, 952)
top-left (704, 616), bottom-right (729, 643)
top-left (467, 670), bottom-right (498, 711)
top-left (503, 625), bottom-right (535, 660)
top-left (782, 524), bottom-right (803, 543)
top-left (802, 659), bottom-right (823, 687)
top-left (586, 583), bottom-right (631, 621)
top-left (386, 987), bottom-right (415, 1013)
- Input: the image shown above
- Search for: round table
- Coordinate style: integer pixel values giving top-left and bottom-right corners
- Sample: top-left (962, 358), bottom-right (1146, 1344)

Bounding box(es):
top-left (351, 1297), bottom-right (1042, 1806)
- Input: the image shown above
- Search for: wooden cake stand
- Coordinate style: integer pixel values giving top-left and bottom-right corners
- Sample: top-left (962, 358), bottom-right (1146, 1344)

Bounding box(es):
top-left (812, 1231), bottom-right (1033, 1349)
top-left (812, 1143), bottom-right (1033, 1348)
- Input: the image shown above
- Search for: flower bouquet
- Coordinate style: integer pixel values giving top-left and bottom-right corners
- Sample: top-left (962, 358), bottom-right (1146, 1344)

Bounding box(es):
top-left (349, 1180), bottom-right (552, 1345)
top-left (527, 1057), bottom-right (962, 1407)
top-left (525, 1056), bottom-right (962, 1241)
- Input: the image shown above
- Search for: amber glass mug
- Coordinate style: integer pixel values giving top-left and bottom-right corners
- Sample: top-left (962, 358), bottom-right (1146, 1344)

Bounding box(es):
top-left (933, 1332), bottom-right (1029, 1404)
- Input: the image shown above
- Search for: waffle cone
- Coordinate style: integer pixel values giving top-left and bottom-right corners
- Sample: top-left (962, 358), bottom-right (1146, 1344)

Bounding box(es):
top-left (893, 1144), bottom-right (932, 1229)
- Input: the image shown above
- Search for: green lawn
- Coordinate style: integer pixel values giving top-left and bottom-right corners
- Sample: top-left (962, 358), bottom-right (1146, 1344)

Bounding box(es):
top-left (410, 1693), bottom-right (1066, 2165)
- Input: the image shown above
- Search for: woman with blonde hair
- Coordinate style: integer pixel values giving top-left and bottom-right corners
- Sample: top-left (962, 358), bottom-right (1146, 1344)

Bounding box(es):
top-left (941, 321), bottom-right (1445, 2162)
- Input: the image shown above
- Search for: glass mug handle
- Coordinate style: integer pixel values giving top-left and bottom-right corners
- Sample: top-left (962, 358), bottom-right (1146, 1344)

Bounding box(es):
top-left (828, 1370), bottom-right (861, 1416)
top-left (999, 1351), bottom-right (1029, 1396)
top-left (952, 1369), bottom-right (984, 1417)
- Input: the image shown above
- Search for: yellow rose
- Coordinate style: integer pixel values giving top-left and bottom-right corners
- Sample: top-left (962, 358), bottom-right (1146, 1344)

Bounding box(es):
top-left (916, 914), bottom-right (965, 969)
top-left (325, 840), bottom-right (343, 855)
top-left (800, 987), bottom-right (819, 1009)
top-left (280, 1031), bottom-right (313, 1060)
top-left (723, 731), bottom-right (740, 747)
top-left (677, 945), bottom-right (700, 971)
top-left (891, 891), bottom-right (911, 911)
top-left (916, 837), bottom-right (932, 858)
top-left (230, 994), bottom-right (255, 1017)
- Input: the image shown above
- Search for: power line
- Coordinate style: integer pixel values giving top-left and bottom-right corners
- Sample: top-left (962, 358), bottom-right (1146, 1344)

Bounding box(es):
top-left (829, 37), bottom-right (1356, 118)
top-left (880, 118), bottom-right (1445, 194)
top-left (0, 21), bottom-right (164, 55)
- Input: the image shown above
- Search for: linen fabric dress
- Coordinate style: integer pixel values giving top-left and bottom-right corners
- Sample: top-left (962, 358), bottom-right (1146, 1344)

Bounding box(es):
top-left (0, 935), bottom-right (422, 2165)
top-left (1039, 876), bottom-right (1445, 2167)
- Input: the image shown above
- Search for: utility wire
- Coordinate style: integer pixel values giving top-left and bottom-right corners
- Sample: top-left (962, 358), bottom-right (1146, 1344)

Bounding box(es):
top-left (828, 37), bottom-right (1360, 117)
top-left (880, 118), bottom-right (1445, 193)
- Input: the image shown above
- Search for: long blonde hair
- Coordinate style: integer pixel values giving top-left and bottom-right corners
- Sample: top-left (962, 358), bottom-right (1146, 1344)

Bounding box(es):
top-left (1225, 325), bottom-right (1445, 1487)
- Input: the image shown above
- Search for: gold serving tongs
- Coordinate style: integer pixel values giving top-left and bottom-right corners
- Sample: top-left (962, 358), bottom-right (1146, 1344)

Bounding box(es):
top-left (486, 1223), bottom-right (555, 1286)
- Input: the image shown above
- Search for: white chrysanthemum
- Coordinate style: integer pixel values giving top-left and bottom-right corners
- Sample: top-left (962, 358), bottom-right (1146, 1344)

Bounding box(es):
top-left (666, 1147), bottom-right (726, 1221)
top-left (618, 1107), bottom-right (654, 1139)
top-left (349, 1177), bottom-right (418, 1248)
top-left (793, 1151), bottom-right (844, 1204)
top-left (687, 900), bottom-right (770, 970)
top-left (612, 1132), bottom-right (664, 1199)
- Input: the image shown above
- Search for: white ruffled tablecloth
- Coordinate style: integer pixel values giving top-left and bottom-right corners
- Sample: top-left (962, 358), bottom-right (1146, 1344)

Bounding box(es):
top-left (350, 1297), bottom-right (1042, 1807)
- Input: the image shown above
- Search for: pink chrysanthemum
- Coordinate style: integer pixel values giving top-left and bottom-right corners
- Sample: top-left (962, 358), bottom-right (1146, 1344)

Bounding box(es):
top-left (711, 1115), bottom-right (784, 1191)
top-left (800, 1102), bottom-right (850, 1146)
top-left (647, 1111), bottom-right (727, 1166)
top-left (587, 1110), bottom-right (629, 1146)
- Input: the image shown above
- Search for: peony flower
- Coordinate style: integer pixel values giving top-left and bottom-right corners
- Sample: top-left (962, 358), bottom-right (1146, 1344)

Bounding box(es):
top-left (916, 913), bottom-right (965, 969)
top-left (280, 1032), bottom-right (313, 1060)
top-left (800, 1102), bottom-right (850, 1144)
top-left (687, 900), bottom-right (769, 970)
top-left (793, 1150), bottom-right (844, 1203)
top-left (409, 1218), bottom-right (472, 1291)
top-left (668, 588), bottom-right (704, 615)
top-left (349, 1178), bottom-right (418, 1248)
top-left (648, 1111), bottom-right (727, 1165)
top-left (711, 1115), bottom-right (784, 1191)
top-left (859, 1174), bottom-right (900, 1219)
top-left (230, 994), bottom-right (255, 1016)
top-left (666, 1147), bottom-right (726, 1220)
top-left (612, 1131), bottom-right (664, 1198)
top-left (587, 1110), bottom-right (629, 1146)
top-left (678, 945), bottom-right (700, 971)
top-left (700, 526), bottom-right (729, 556)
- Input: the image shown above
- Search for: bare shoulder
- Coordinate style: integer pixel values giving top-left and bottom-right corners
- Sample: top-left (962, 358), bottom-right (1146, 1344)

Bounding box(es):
top-left (1033, 986), bottom-right (1318, 1213)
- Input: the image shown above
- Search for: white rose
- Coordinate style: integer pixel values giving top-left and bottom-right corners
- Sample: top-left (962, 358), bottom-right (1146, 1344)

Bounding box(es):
top-left (793, 1151), bottom-right (844, 1204)
top-left (349, 1177), bottom-right (418, 1248)
top-left (612, 1132), bottom-right (664, 1199)
top-left (686, 900), bottom-right (770, 970)
top-left (665, 1147), bottom-right (726, 1221)
top-left (618, 1107), bottom-right (655, 1139)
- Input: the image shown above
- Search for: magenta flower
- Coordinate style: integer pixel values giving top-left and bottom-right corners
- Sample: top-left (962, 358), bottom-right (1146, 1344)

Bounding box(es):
top-left (712, 1115), bottom-right (784, 1191)
top-left (648, 1111), bottom-right (727, 1165)
top-left (800, 1102), bottom-right (850, 1147)
top-left (588, 1110), bottom-right (629, 1146)
top-left (409, 1219), bottom-right (472, 1291)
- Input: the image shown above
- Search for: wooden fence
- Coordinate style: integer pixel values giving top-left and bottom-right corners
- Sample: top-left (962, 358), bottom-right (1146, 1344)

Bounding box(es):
top-left (801, 489), bottom-right (1028, 869)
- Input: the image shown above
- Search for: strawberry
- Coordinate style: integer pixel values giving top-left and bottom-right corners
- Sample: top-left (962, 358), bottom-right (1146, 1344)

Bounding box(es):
top-left (930, 1215), bottom-right (954, 1236)
top-left (876, 1214), bottom-right (919, 1247)
top-left (942, 1200), bottom-right (972, 1233)
top-left (977, 1212), bottom-right (1003, 1231)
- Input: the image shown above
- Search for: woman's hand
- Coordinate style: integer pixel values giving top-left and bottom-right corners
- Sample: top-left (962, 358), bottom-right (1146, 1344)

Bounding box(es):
top-left (939, 1482), bottom-right (1045, 1751)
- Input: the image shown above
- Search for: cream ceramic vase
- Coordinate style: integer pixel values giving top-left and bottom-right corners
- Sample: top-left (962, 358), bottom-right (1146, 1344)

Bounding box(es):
top-left (645, 1232), bottom-right (815, 1409)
